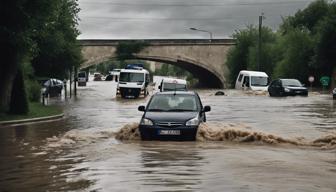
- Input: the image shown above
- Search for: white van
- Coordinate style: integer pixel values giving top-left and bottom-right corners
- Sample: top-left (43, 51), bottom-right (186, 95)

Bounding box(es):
top-left (117, 68), bottom-right (150, 98)
top-left (159, 78), bottom-right (187, 92)
top-left (235, 70), bottom-right (269, 91)
top-left (77, 71), bottom-right (87, 86)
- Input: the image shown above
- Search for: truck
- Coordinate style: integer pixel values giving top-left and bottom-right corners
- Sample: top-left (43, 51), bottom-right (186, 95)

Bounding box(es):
top-left (117, 66), bottom-right (150, 98)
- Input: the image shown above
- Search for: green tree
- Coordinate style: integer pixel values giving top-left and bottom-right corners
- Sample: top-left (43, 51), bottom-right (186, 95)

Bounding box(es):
top-left (226, 25), bottom-right (276, 86)
top-left (273, 28), bottom-right (314, 83)
top-left (0, 0), bottom-right (81, 114)
top-left (226, 26), bottom-right (256, 86)
top-left (0, 1), bottom-right (55, 113)
top-left (31, 0), bottom-right (82, 79)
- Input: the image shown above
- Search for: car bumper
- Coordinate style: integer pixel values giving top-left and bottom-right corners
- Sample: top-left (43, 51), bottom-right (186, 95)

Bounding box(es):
top-left (284, 90), bottom-right (308, 96)
top-left (120, 87), bottom-right (141, 97)
top-left (139, 125), bottom-right (198, 141)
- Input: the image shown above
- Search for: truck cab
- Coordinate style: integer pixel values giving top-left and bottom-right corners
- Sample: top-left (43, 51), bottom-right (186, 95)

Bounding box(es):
top-left (117, 67), bottom-right (150, 98)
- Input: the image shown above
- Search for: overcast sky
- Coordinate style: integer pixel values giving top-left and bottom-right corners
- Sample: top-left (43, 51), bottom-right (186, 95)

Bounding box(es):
top-left (78, 0), bottom-right (315, 39)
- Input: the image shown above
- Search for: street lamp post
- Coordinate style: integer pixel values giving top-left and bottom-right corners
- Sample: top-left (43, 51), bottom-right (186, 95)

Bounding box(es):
top-left (258, 13), bottom-right (265, 71)
top-left (190, 27), bottom-right (213, 42)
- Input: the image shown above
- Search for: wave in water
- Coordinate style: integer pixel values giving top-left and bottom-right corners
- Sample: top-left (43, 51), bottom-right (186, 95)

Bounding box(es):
top-left (46, 123), bottom-right (336, 149)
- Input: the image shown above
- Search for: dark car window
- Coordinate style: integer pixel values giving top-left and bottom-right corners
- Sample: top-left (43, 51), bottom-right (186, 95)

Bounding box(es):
top-left (281, 79), bottom-right (302, 87)
top-left (163, 83), bottom-right (187, 91)
top-left (119, 72), bottom-right (144, 82)
top-left (147, 94), bottom-right (200, 112)
top-left (238, 74), bottom-right (243, 82)
top-left (271, 80), bottom-right (281, 87)
top-left (78, 72), bottom-right (86, 78)
top-left (251, 76), bottom-right (268, 86)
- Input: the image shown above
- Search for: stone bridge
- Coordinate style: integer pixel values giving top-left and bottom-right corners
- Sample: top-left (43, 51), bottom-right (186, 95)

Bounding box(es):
top-left (79, 39), bottom-right (235, 88)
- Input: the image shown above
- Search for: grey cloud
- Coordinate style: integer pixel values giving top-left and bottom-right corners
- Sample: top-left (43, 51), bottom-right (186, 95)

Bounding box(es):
top-left (78, 0), bottom-right (315, 39)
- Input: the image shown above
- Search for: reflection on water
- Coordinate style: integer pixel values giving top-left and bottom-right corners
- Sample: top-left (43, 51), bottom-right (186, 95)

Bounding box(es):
top-left (137, 143), bottom-right (203, 191)
top-left (0, 81), bottom-right (335, 191)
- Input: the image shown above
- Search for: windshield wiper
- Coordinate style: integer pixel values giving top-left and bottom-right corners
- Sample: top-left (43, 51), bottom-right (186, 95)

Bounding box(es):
top-left (148, 109), bottom-right (167, 112)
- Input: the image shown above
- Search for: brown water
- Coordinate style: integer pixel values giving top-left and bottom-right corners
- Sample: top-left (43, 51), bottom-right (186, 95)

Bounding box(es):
top-left (0, 80), bottom-right (336, 192)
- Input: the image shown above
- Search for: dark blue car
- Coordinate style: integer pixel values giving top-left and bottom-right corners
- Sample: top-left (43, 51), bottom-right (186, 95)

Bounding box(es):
top-left (138, 91), bottom-right (211, 141)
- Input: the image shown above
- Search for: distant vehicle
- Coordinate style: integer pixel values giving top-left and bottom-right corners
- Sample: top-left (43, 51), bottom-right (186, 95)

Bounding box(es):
top-left (42, 78), bottom-right (63, 97)
top-left (93, 72), bottom-right (103, 81)
top-left (138, 91), bottom-right (210, 141)
top-left (109, 69), bottom-right (121, 81)
top-left (235, 70), bottom-right (269, 91)
top-left (105, 74), bottom-right (113, 81)
top-left (77, 71), bottom-right (87, 86)
top-left (268, 79), bottom-right (308, 97)
top-left (333, 88), bottom-right (336, 99)
top-left (159, 78), bottom-right (187, 92)
top-left (117, 67), bottom-right (150, 98)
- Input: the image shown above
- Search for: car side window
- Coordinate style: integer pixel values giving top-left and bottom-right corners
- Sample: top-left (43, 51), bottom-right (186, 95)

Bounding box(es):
top-left (243, 76), bottom-right (250, 87)
top-left (238, 74), bottom-right (243, 82)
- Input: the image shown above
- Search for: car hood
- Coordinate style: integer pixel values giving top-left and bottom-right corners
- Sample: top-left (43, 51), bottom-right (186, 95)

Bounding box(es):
top-left (144, 111), bottom-right (199, 123)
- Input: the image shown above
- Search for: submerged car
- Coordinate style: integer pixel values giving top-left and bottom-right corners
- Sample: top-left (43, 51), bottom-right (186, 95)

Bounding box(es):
top-left (333, 88), bottom-right (336, 99)
top-left (42, 78), bottom-right (63, 97)
top-left (138, 91), bottom-right (211, 141)
top-left (268, 79), bottom-right (308, 97)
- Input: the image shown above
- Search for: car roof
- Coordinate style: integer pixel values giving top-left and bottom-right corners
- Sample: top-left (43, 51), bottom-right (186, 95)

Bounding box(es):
top-left (239, 70), bottom-right (268, 77)
top-left (120, 69), bottom-right (149, 73)
top-left (278, 78), bottom-right (299, 80)
top-left (161, 78), bottom-right (187, 84)
top-left (154, 91), bottom-right (196, 96)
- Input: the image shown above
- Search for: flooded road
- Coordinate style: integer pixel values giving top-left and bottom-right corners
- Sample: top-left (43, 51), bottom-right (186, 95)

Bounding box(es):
top-left (0, 80), bottom-right (336, 191)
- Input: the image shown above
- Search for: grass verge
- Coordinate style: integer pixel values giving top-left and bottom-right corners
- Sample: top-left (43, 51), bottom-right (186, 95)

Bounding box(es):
top-left (0, 102), bottom-right (62, 122)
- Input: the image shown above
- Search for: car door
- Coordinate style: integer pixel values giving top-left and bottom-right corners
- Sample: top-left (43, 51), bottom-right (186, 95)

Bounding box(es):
top-left (195, 94), bottom-right (206, 122)
top-left (274, 80), bottom-right (282, 96)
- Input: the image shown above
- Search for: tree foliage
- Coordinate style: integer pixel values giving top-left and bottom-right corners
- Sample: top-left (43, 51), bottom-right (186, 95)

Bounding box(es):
top-left (31, 0), bottom-right (82, 79)
top-left (226, 0), bottom-right (336, 87)
top-left (0, 0), bottom-right (81, 114)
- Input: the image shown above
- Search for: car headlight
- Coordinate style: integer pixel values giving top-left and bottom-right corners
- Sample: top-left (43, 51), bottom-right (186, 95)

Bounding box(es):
top-left (284, 88), bottom-right (290, 92)
top-left (186, 117), bottom-right (199, 126)
top-left (140, 118), bottom-right (153, 126)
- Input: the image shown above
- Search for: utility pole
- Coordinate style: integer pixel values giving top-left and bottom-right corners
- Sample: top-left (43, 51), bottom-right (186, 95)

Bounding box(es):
top-left (258, 13), bottom-right (264, 71)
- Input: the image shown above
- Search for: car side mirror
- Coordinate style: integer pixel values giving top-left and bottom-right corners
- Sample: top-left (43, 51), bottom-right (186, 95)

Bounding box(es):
top-left (158, 85), bottom-right (161, 90)
top-left (138, 105), bottom-right (146, 111)
top-left (202, 106), bottom-right (211, 112)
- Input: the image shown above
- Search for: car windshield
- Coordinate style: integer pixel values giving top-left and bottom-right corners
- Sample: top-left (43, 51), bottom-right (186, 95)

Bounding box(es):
top-left (163, 83), bottom-right (187, 91)
top-left (147, 94), bottom-right (199, 112)
top-left (78, 72), bottom-right (86, 78)
top-left (282, 79), bottom-right (302, 87)
top-left (119, 72), bottom-right (144, 82)
top-left (251, 76), bottom-right (268, 86)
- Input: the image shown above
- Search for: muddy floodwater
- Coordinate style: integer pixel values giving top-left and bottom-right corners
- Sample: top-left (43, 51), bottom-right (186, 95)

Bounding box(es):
top-left (0, 80), bottom-right (336, 192)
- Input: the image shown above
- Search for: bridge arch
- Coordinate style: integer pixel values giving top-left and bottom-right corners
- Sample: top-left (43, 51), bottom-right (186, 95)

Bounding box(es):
top-left (80, 39), bottom-right (235, 88)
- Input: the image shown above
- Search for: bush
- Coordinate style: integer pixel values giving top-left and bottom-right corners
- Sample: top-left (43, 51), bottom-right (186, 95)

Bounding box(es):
top-left (26, 80), bottom-right (41, 102)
